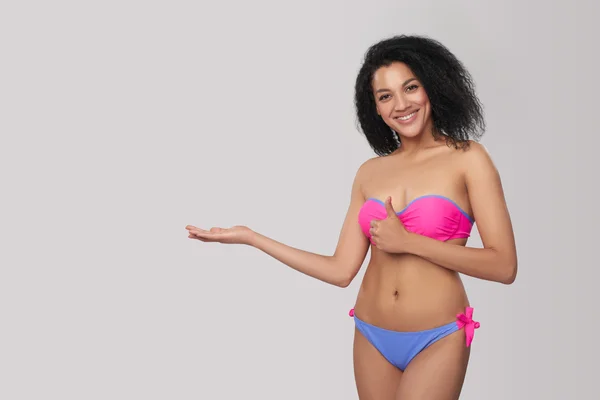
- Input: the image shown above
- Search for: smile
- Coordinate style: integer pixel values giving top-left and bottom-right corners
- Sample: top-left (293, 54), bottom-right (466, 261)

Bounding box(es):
top-left (393, 110), bottom-right (418, 123)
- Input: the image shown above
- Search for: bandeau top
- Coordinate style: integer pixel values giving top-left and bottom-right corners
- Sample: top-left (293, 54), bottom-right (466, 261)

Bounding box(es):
top-left (358, 195), bottom-right (474, 242)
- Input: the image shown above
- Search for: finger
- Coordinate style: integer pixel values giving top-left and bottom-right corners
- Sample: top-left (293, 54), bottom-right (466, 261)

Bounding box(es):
top-left (189, 228), bottom-right (211, 236)
top-left (189, 234), bottom-right (208, 242)
top-left (370, 220), bottom-right (378, 228)
top-left (385, 196), bottom-right (396, 217)
top-left (186, 225), bottom-right (209, 232)
top-left (189, 231), bottom-right (207, 240)
top-left (186, 225), bottom-right (210, 234)
top-left (188, 232), bottom-right (206, 241)
top-left (191, 230), bottom-right (221, 241)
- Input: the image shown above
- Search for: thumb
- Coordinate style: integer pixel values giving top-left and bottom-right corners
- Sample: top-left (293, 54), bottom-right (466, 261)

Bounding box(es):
top-left (385, 196), bottom-right (397, 217)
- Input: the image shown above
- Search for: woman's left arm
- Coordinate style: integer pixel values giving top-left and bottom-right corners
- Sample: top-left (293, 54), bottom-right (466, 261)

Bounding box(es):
top-left (407, 143), bottom-right (517, 284)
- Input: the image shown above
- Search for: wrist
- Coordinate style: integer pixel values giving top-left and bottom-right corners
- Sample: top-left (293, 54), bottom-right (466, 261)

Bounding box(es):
top-left (404, 232), bottom-right (422, 255)
top-left (245, 229), bottom-right (261, 247)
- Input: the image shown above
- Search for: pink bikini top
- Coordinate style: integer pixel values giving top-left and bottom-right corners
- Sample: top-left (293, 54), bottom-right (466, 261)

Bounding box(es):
top-left (358, 195), bottom-right (474, 242)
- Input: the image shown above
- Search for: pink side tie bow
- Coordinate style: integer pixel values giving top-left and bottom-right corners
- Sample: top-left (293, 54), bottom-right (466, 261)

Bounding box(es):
top-left (456, 306), bottom-right (480, 347)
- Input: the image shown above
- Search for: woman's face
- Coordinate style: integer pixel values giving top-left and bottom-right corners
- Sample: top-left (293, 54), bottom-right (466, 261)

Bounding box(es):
top-left (371, 62), bottom-right (432, 139)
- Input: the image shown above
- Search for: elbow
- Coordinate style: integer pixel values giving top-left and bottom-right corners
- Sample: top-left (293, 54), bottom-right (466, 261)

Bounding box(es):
top-left (331, 257), bottom-right (358, 288)
top-left (499, 259), bottom-right (518, 285)
top-left (337, 275), bottom-right (353, 288)
top-left (336, 270), bottom-right (357, 288)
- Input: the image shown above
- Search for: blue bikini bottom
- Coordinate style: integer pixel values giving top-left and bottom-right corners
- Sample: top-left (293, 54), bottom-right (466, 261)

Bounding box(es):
top-left (353, 314), bottom-right (461, 371)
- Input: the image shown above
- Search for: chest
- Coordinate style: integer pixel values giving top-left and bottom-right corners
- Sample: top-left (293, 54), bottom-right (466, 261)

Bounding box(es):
top-left (362, 158), bottom-right (466, 210)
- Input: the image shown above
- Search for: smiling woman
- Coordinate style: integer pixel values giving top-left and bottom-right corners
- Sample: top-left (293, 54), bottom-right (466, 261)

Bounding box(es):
top-left (354, 35), bottom-right (486, 156)
top-left (375, 74), bottom-right (428, 129)
top-left (187, 35), bottom-right (517, 400)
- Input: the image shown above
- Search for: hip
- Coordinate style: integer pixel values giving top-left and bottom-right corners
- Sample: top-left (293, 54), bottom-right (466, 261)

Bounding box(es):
top-left (352, 256), bottom-right (471, 331)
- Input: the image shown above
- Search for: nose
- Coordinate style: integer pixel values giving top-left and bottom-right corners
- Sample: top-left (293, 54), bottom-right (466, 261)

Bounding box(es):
top-left (393, 92), bottom-right (410, 112)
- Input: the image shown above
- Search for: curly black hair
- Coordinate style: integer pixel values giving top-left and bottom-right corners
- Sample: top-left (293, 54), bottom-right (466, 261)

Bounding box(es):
top-left (354, 35), bottom-right (485, 156)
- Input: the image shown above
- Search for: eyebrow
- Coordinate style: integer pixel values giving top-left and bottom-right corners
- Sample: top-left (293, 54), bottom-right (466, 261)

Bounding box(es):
top-left (374, 78), bottom-right (417, 94)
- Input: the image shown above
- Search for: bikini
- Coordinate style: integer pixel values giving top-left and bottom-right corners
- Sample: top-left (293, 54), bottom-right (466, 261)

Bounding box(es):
top-left (350, 194), bottom-right (481, 371)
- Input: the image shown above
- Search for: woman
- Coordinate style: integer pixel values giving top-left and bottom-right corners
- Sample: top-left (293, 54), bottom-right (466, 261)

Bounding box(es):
top-left (186, 35), bottom-right (517, 399)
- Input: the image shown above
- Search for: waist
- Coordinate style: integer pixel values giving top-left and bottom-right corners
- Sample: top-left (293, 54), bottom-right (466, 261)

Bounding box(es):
top-left (353, 254), bottom-right (470, 331)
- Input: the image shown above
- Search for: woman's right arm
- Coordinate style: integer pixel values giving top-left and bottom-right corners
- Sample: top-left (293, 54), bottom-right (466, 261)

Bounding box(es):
top-left (248, 166), bottom-right (370, 287)
top-left (188, 164), bottom-right (371, 288)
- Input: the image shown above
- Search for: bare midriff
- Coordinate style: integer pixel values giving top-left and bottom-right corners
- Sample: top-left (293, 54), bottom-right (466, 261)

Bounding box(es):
top-left (353, 238), bottom-right (470, 332)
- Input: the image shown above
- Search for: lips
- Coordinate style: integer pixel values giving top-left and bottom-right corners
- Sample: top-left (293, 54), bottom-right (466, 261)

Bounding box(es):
top-left (393, 109), bottom-right (418, 124)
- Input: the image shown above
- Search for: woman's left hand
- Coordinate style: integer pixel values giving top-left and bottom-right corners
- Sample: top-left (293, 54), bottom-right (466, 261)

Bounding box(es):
top-left (369, 196), bottom-right (412, 253)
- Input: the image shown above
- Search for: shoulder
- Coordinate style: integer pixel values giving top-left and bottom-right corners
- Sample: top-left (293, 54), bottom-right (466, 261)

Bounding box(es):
top-left (461, 140), bottom-right (490, 157)
top-left (351, 155), bottom-right (383, 190)
top-left (456, 140), bottom-right (496, 170)
top-left (456, 140), bottom-right (501, 184)
top-left (356, 155), bottom-right (382, 177)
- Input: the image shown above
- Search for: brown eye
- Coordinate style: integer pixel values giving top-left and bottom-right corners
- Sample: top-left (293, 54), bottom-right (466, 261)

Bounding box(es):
top-left (406, 84), bottom-right (418, 92)
top-left (378, 94), bottom-right (390, 101)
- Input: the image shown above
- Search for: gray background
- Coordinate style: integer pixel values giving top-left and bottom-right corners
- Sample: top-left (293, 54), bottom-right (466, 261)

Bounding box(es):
top-left (1, 0), bottom-right (598, 399)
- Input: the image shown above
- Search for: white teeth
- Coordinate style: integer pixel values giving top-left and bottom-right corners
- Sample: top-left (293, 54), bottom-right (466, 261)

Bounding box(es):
top-left (396, 112), bottom-right (416, 120)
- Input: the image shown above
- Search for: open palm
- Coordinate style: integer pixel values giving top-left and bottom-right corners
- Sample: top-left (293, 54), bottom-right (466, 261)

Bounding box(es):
top-left (186, 225), bottom-right (253, 245)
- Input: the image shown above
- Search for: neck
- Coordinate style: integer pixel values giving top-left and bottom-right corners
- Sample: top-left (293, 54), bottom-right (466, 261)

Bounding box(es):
top-left (396, 124), bottom-right (440, 154)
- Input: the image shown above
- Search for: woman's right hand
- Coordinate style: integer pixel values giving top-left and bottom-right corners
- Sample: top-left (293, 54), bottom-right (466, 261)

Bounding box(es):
top-left (186, 225), bottom-right (254, 245)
